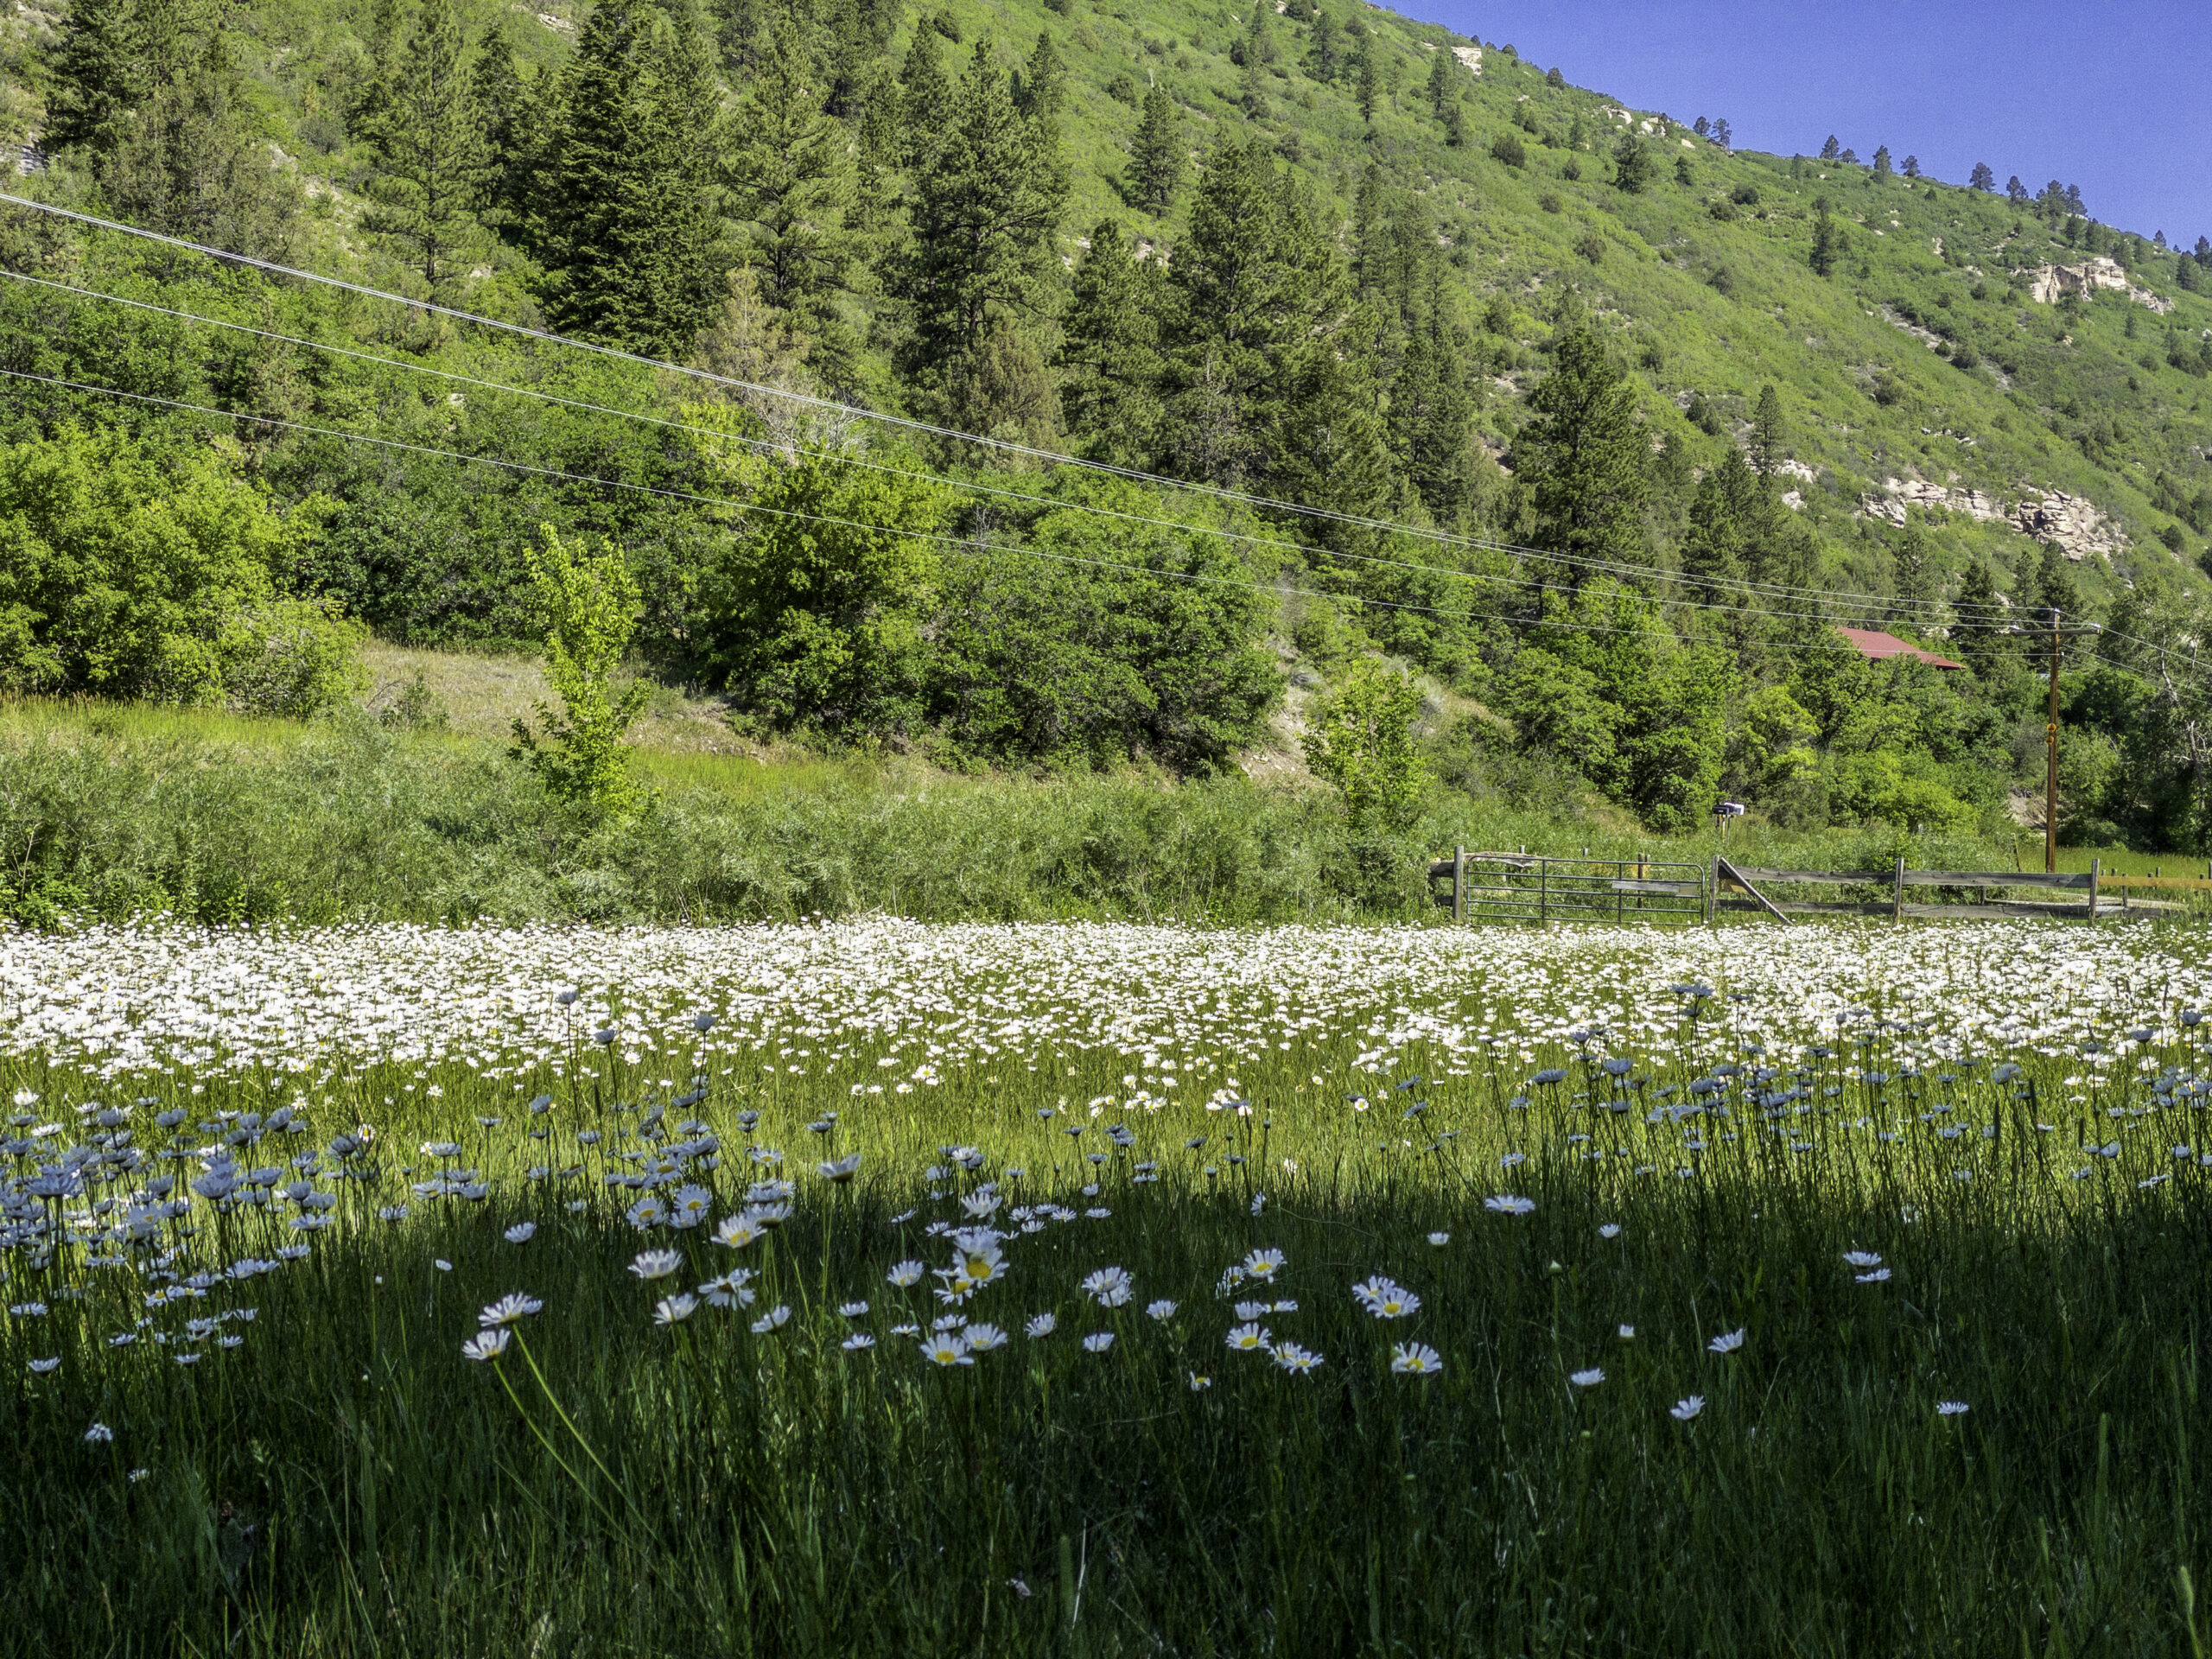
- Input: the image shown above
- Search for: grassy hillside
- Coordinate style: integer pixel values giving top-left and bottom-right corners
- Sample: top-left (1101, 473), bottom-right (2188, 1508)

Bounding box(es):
top-left (5, 0), bottom-right (2212, 876)
top-left (9, 0), bottom-right (2208, 603)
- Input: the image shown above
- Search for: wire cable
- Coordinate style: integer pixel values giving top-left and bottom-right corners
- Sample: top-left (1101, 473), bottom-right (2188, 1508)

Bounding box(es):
top-left (0, 265), bottom-right (2028, 634)
top-left (0, 191), bottom-right (2027, 622)
top-left (0, 363), bottom-right (1925, 660)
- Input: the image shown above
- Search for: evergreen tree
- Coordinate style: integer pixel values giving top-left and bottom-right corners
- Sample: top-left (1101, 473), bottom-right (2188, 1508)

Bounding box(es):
top-left (469, 31), bottom-right (532, 229)
top-left (848, 69), bottom-right (905, 241)
top-left (43, 0), bottom-right (207, 155)
top-left (1681, 466), bottom-right (1745, 601)
top-left (1749, 384), bottom-right (1787, 477)
top-left (1128, 82), bottom-right (1184, 213)
top-left (1306, 10), bottom-right (1341, 85)
top-left (105, 33), bottom-right (301, 257)
top-left (1712, 118), bottom-right (1730, 148)
top-left (895, 41), bottom-right (1070, 438)
top-left (1950, 557), bottom-right (2006, 673)
top-left (360, 0), bottom-right (492, 298)
top-left (2031, 541), bottom-right (2082, 620)
top-left (1901, 154), bottom-right (1920, 179)
top-left (1871, 143), bottom-right (1891, 177)
top-left (1441, 99), bottom-right (1465, 149)
top-left (726, 14), bottom-right (858, 382)
top-left (1891, 519), bottom-right (1932, 620)
top-left (2005, 175), bottom-right (2027, 202)
top-left (1970, 161), bottom-right (1995, 191)
top-left (1422, 46), bottom-right (1449, 118)
top-left (1012, 29), bottom-right (1066, 123)
top-left (1352, 21), bottom-right (1377, 122)
top-left (1611, 134), bottom-right (1655, 194)
top-left (1819, 134), bottom-right (1840, 162)
top-left (1387, 311), bottom-right (1472, 520)
top-left (1810, 195), bottom-right (1840, 276)
top-left (1162, 138), bottom-right (1363, 493)
top-left (1057, 219), bottom-right (1166, 466)
top-left (898, 31), bottom-right (951, 168)
top-left (537, 0), bottom-right (727, 356)
top-left (1517, 324), bottom-right (1648, 574)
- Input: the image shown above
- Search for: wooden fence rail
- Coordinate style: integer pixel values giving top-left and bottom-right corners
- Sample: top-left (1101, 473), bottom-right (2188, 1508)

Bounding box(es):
top-left (1712, 855), bottom-right (2113, 924)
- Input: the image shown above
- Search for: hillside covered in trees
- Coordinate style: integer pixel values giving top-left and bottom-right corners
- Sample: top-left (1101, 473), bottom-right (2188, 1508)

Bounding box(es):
top-left (5, 0), bottom-right (2212, 852)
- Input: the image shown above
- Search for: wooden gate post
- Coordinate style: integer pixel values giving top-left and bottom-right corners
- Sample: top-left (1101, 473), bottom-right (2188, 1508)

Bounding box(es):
top-left (1892, 856), bottom-right (1905, 922)
top-left (2087, 856), bottom-right (2101, 925)
top-left (1452, 845), bottom-right (1465, 924)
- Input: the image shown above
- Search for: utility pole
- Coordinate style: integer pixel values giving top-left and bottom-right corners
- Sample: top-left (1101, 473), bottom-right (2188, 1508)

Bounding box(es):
top-left (2043, 607), bottom-right (2102, 874)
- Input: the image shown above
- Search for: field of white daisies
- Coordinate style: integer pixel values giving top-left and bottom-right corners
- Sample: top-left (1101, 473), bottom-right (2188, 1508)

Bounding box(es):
top-left (5, 915), bottom-right (2212, 1656)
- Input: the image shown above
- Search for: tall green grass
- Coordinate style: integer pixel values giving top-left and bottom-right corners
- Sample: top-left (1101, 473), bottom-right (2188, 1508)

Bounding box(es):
top-left (3, 988), bottom-right (2208, 1655)
top-left (0, 701), bottom-right (2105, 929)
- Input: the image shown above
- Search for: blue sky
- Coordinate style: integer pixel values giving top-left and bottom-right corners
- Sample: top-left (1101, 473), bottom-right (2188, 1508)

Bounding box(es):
top-left (1395, 2), bottom-right (2212, 247)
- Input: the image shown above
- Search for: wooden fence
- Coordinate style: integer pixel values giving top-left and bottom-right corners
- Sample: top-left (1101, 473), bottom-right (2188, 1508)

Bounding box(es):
top-left (1427, 849), bottom-right (2212, 926)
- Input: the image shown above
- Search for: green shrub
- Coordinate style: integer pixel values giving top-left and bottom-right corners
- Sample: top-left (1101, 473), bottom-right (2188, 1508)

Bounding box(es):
top-left (217, 597), bottom-right (370, 719)
top-left (510, 527), bottom-right (652, 820)
top-left (0, 423), bottom-right (329, 703)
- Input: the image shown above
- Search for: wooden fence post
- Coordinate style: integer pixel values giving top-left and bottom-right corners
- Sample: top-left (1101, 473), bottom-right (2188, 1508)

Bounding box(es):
top-left (1706, 856), bottom-right (1717, 927)
top-left (1892, 855), bottom-right (1905, 922)
top-left (2087, 856), bottom-right (2101, 925)
top-left (1452, 845), bottom-right (1465, 925)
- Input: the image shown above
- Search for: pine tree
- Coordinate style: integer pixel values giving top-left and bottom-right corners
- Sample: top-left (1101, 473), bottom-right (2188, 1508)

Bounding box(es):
top-left (848, 69), bottom-right (905, 242)
top-left (1518, 323), bottom-right (1648, 572)
top-left (1871, 143), bottom-right (1891, 177)
top-left (727, 14), bottom-right (857, 368)
top-left (1970, 161), bottom-right (1995, 191)
top-left (1441, 99), bottom-right (1465, 149)
top-left (1128, 81), bottom-right (1184, 213)
top-left (1162, 137), bottom-right (1351, 489)
top-left (1422, 45), bottom-right (1449, 118)
top-left (895, 41), bottom-right (1069, 436)
top-left (1012, 29), bottom-right (1066, 122)
top-left (43, 0), bottom-right (200, 155)
top-left (1306, 10), bottom-right (1341, 84)
top-left (537, 0), bottom-right (727, 356)
top-left (105, 33), bottom-right (300, 256)
top-left (1057, 219), bottom-right (1165, 466)
top-left (2031, 541), bottom-right (2082, 620)
top-left (1681, 467), bottom-right (1745, 601)
top-left (1352, 21), bottom-right (1377, 122)
top-left (1820, 134), bottom-right (1840, 161)
top-left (1749, 384), bottom-right (1787, 477)
top-left (470, 32), bottom-right (531, 229)
top-left (1387, 312), bottom-right (1472, 520)
top-left (898, 31), bottom-right (951, 169)
top-left (1611, 134), bottom-right (1655, 194)
top-left (1810, 195), bottom-right (1840, 276)
top-left (1891, 520), bottom-right (1932, 620)
top-left (1901, 154), bottom-right (1920, 179)
top-left (360, 0), bottom-right (492, 298)
top-left (1950, 558), bottom-right (2009, 674)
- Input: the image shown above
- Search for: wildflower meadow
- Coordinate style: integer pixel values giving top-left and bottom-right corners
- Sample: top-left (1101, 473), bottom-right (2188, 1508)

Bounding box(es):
top-left (4, 918), bottom-right (2211, 1655)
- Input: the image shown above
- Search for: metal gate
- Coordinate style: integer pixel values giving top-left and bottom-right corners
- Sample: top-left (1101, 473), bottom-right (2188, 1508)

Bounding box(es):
top-left (1427, 849), bottom-right (1708, 925)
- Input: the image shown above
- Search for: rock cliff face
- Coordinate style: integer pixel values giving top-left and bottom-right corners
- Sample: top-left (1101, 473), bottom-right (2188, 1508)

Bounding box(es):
top-left (1859, 477), bottom-right (2129, 563)
top-left (2011, 489), bottom-right (2128, 562)
top-left (1450, 44), bottom-right (1481, 74)
top-left (2021, 256), bottom-right (2175, 315)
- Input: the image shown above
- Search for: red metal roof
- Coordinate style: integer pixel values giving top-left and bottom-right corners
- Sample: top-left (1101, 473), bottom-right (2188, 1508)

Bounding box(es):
top-left (1834, 626), bottom-right (1966, 671)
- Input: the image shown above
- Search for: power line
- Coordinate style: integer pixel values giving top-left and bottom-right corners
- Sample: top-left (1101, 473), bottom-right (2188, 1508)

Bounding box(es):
top-left (0, 191), bottom-right (2019, 623)
top-left (0, 264), bottom-right (2025, 633)
top-left (0, 365), bottom-right (1918, 661)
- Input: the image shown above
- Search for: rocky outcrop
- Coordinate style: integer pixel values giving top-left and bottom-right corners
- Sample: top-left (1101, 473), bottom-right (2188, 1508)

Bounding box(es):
top-left (1861, 477), bottom-right (2009, 524)
top-left (2011, 490), bottom-right (2127, 562)
top-left (1858, 478), bottom-right (2127, 563)
top-left (2021, 256), bottom-right (2174, 315)
top-left (1451, 45), bottom-right (1481, 74)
